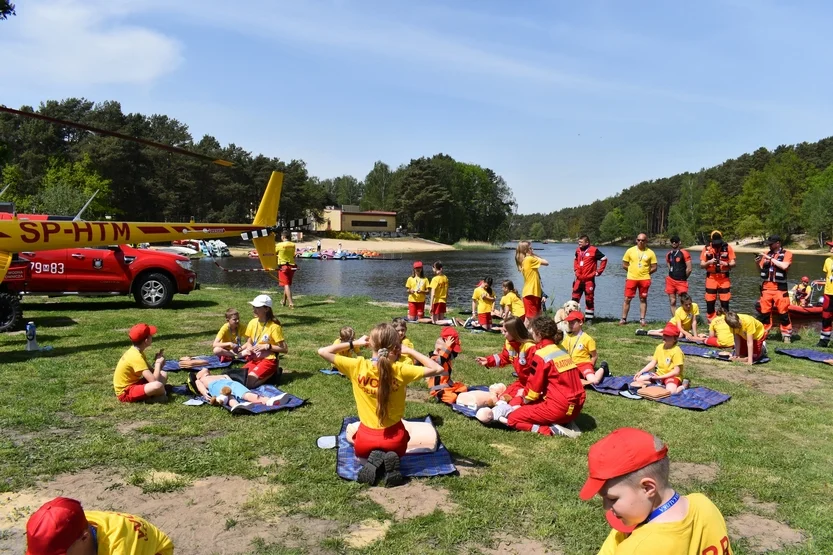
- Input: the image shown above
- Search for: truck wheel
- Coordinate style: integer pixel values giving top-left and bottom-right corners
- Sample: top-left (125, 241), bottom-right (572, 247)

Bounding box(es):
top-left (0, 292), bottom-right (22, 332)
top-left (133, 273), bottom-right (175, 308)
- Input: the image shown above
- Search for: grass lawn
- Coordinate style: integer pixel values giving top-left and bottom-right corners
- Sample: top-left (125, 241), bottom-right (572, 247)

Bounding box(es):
top-left (1, 287), bottom-right (831, 554)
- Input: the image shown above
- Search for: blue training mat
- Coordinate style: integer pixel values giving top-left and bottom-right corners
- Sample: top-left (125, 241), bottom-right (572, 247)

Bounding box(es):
top-left (680, 344), bottom-right (770, 364)
top-left (590, 375), bottom-right (632, 395)
top-left (336, 416), bottom-right (456, 481)
top-left (775, 347), bottom-right (833, 364)
top-left (163, 355), bottom-right (233, 372)
top-left (188, 385), bottom-right (304, 414)
top-left (651, 387), bottom-right (731, 411)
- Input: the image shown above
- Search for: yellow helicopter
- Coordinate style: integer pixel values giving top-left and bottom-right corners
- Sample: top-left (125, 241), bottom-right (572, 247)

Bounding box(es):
top-left (0, 106), bottom-right (284, 325)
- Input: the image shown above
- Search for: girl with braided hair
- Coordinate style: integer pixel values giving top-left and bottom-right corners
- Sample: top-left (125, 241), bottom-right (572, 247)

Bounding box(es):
top-left (318, 323), bottom-right (445, 486)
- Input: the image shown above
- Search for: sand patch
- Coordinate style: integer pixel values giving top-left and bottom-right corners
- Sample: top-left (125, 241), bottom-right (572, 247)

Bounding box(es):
top-left (696, 366), bottom-right (821, 395)
top-left (405, 388), bottom-right (428, 403)
top-left (490, 443), bottom-right (518, 457)
top-left (453, 457), bottom-right (487, 477)
top-left (116, 420), bottom-right (153, 435)
top-left (743, 496), bottom-right (778, 515)
top-left (727, 513), bottom-right (804, 552)
top-left (362, 482), bottom-right (457, 520)
top-left (0, 469), bottom-right (340, 555)
top-left (670, 462), bottom-right (719, 484)
top-left (368, 301), bottom-right (409, 308)
top-left (344, 519), bottom-right (391, 548)
top-left (475, 533), bottom-right (559, 555)
top-left (256, 456), bottom-right (284, 468)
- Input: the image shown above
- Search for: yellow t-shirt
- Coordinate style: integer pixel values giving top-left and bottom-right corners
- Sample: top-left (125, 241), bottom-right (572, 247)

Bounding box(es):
top-left (824, 257), bottom-right (833, 295)
top-left (244, 318), bottom-right (285, 360)
top-left (406, 276), bottom-right (430, 303)
top-left (113, 346), bottom-right (150, 396)
top-left (472, 286), bottom-right (495, 314)
top-left (215, 322), bottom-right (241, 346)
top-left (709, 316), bottom-right (734, 348)
top-left (562, 331), bottom-right (597, 364)
top-left (735, 313), bottom-right (766, 341)
top-left (652, 344), bottom-right (684, 378)
top-left (672, 303), bottom-right (699, 332)
top-left (430, 275), bottom-right (449, 304)
top-left (623, 246), bottom-right (657, 281)
top-left (334, 356), bottom-right (424, 429)
top-left (332, 337), bottom-right (360, 357)
top-left (86, 510), bottom-right (174, 555)
top-left (500, 291), bottom-right (525, 317)
top-left (597, 493), bottom-right (732, 555)
top-left (398, 337), bottom-right (415, 365)
top-left (276, 241), bottom-right (296, 265)
top-left (521, 256), bottom-right (543, 297)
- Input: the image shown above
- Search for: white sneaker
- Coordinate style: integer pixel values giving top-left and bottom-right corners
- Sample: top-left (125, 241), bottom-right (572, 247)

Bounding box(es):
top-left (266, 393), bottom-right (287, 406)
top-left (231, 402), bottom-right (253, 414)
top-left (550, 423), bottom-right (582, 439)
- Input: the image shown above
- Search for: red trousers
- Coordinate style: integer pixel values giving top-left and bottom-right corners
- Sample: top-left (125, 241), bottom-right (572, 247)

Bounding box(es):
top-left (759, 288), bottom-right (791, 336)
top-left (507, 396), bottom-right (584, 435)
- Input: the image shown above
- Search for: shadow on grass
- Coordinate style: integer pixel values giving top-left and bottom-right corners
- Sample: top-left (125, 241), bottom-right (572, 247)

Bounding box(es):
top-left (31, 316), bottom-right (78, 328)
top-left (21, 299), bottom-right (220, 313)
top-left (449, 452), bottom-right (490, 475)
top-left (575, 412), bottom-right (598, 433)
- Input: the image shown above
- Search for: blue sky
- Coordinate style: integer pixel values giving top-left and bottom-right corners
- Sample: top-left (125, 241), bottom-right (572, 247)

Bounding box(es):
top-left (2, 0), bottom-right (832, 214)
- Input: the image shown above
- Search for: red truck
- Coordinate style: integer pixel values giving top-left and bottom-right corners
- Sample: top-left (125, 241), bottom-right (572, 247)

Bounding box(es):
top-left (0, 245), bottom-right (198, 332)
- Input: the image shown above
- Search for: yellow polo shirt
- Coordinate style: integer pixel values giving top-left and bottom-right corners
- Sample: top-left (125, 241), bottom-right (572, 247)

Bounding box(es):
top-left (521, 256), bottom-right (542, 297)
top-left (244, 318), bottom-right (285, 360)
top-left (623, 246), bottom-right (657, 281)
top-left (86, 511), bottom-right (174, 555)
top-left (430, 274), bottom-right (449, 304)
top-left (500, 291), bottom-right (525, 317)
top-left (113, 346), bottom-right (150, 396)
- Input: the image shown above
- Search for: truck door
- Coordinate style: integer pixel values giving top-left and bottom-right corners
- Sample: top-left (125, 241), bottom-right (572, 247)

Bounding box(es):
top-left (19, 249), bottom-right (67, 292)
top-left (65, 247), bottom-right (129, 293)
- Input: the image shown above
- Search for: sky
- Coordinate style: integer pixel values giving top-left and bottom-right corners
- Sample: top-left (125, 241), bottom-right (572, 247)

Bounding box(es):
top-left (2, 0), bottom-right (833, 214)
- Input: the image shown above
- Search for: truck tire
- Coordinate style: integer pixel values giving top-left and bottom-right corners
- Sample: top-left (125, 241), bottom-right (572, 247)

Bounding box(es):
top-left (0, 292), bottom-right (22, 332)
top-left (133, 273), bottom-right (175, 308)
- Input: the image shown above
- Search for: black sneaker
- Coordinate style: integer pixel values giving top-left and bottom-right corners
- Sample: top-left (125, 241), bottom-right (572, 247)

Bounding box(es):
top-left (600, 361), bottom-right (611, 378)
top-left (635, 329), bottom-right (648, 336)
top-left (357, 450), bottom-right (385, 486)
top-left (382, 451), bottom-right (405, 487)
top-left (817, 339), bottom-right (830, 348)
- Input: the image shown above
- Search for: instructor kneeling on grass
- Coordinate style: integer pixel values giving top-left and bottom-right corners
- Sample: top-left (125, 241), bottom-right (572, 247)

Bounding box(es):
top-left (318, 322), bottom-right (445, 487)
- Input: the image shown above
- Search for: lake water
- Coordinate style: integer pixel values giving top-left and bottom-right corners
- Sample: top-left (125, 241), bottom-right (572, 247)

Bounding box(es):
top-left (194, 243), bottom-right (828, 322)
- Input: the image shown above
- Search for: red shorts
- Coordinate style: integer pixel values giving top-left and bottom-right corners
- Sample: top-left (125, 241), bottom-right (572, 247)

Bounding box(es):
top-left (523, 295), bottom-right (542, 319)
top-left (664, 276), bottom-right (689, 295)
top-left (244, 357), bottom-right (278, 380)
top-left (353, 421), bottom-right (410, 459)
top-left (704, 336), bottom-right (731, 348)
top-left (117, 379), bottom-right (148, 403)
top-left (478, 313), bottom-right (492, 327)
top-left (278, 265), bottom-right (297, 287)
top-left (625, 279), bottom-right (651, 299)
top-left (655, 376), bottom-right (682, 387)
top-left (576, 361), bottom-right (596, 378)
top-left (738, 337), bottom-right (766, 361)
top-left (408, 301), bottom-right (425, 320)
top-left (431, 302), bottom-right (447, 316)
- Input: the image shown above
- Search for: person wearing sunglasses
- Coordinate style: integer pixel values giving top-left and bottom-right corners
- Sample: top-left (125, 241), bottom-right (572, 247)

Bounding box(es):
top-left (621, 234), bottom-right (657, 327)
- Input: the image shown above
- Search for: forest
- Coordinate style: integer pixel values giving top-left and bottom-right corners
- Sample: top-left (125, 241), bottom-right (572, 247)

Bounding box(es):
top-left (0, 99), bottom-right (516, 244)
top-left (512, 137), bottom-right (833, 246)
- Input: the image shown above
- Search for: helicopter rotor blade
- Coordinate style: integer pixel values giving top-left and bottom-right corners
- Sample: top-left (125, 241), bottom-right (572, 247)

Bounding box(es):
top-left (0, 106), bottom-right (234, 167)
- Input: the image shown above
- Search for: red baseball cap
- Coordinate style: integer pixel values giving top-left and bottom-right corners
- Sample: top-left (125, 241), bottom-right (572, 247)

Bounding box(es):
top-left (413, 261), bottom-right (423, 268)
top-left (128, 323), bottom-right (157, 343)
top-left (440, 327), bottom-right (462, 353)
top-left (661, 323), bottom-right (679, 337)
top-left (826, 241), bottom-right (833, 247)
top-left (801, 276), bottom-right (809, 283)
top-left (26, 497), bottom-right (88, 555)
top-left (565, 310), bottom-right (584, 322)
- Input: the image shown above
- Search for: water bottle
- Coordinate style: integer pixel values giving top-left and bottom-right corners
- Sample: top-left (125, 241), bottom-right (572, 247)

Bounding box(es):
top-left (25, 321), bottom-right (39, 351)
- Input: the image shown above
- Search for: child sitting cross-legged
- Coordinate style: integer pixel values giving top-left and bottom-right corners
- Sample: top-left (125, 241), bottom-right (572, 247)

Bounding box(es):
top-left (632, 323), bottom-right (689, 394)
top-left (213, 308), bottom-right (242, 361)
top-left (113, 323), bottom-right (168, 403)
top-left (392, 317), bottom-right (415, 365)
top-left (325, 326), bottom-right (361, 374)
top-left (561, 310), bottom-right (609, 385)
top-left (579, 428), bottom-right (732, 554)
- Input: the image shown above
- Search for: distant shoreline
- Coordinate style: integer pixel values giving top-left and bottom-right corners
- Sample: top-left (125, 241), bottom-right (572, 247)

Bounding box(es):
top-left (229, 237), bottom-right (457, 257)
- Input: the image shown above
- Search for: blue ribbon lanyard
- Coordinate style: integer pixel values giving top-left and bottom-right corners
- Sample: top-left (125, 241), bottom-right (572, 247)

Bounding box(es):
top-left (644, 491), bottom-right (680, 524)
top-left (90, 525), bottom-right (98, 546)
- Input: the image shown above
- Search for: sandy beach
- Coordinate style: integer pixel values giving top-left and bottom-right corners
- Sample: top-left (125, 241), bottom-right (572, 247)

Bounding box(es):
top-left (228, 237), bottom-right (456, 257)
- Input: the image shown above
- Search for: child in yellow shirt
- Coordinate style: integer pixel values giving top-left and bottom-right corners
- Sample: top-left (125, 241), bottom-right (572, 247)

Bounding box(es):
top-left (580, 428), bottom-right (732, 555)
top-left (632, 322), bottom-right (688, 394)
top-left (405, 261), bottom-right (430, 321)
top-left (497, 280), bottom-right (526, 320)
top-left (429, 261), bottom-right (449, 324)
top-left (213, 308), bottom-right (242, 361)
top-left (392, 317), bottom-right (415, 365)
top-left (471, 277), bottom-right (496, 330)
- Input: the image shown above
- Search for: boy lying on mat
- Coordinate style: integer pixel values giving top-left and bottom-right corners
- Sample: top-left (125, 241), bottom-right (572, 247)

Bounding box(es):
top-left (318, 323), bottom-right (445, 487)
top-left (193, 369), bottom-right (287, 413)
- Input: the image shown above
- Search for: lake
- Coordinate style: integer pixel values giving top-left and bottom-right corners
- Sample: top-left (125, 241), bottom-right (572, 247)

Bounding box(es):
top-left (194, 243), bottom-right (828, 322)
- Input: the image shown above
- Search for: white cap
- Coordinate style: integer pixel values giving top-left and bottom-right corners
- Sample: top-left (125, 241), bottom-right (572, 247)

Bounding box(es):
top-left (249, 294), bottom-right (273, 308)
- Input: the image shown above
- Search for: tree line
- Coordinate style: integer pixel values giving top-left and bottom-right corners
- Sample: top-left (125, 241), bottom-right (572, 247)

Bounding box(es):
top-left (513, 138), bottom-right (833, 246)
top-left (0, 99), bottom-right (515, 244)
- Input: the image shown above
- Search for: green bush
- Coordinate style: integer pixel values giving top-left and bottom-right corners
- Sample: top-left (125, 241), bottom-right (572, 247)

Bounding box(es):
top-left (323, 230), bottom-right (361, 241)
